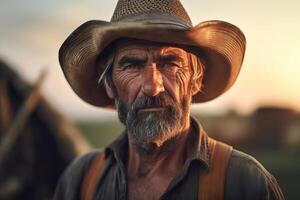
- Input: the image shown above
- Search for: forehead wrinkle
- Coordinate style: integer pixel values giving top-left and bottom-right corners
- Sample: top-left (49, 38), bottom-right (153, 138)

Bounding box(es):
top-left (116, 50), bottom-right (148, 66)
top-left (160, 47), bottom-right (188, 59)
top-left (116, 45), bottom-right (162, 61)
top-left (115, 43), bottom-right (189, 65)
top-left (161, 47), bottom-right (186, 54)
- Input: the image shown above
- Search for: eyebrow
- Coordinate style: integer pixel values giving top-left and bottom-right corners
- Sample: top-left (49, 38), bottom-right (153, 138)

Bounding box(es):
top-left (118, 55), bottom-right (147, 65)
top-left (158, 54), bottom-right (184, 63)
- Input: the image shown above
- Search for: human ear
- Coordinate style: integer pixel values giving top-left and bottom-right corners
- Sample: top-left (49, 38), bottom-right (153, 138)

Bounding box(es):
top-left (191, 78), bottom-right (202, 96)
top-left (187, 53), bottom-right (204, 96)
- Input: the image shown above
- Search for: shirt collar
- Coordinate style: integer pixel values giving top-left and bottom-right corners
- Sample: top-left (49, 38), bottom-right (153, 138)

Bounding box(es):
top-left (104, 116), bottom-right (211, 169)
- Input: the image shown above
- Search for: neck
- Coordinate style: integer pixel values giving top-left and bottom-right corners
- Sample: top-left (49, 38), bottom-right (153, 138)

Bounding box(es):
top-left (126, 118), bottom-right (191, 178)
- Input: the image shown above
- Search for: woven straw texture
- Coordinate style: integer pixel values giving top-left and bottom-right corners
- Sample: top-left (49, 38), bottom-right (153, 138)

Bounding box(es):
top-left (111, 0), bottom-right (192, 25)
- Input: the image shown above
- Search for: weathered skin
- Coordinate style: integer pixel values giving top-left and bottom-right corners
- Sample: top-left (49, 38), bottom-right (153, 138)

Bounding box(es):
top-left (105, 39), bottom-right (202, 200)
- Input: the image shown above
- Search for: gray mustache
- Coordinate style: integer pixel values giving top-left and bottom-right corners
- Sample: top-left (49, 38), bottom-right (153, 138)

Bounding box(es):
top-left (130, 93), bottom-right (177, 113)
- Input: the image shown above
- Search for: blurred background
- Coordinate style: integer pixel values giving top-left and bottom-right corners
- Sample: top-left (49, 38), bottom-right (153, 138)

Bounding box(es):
top-left (0, 0), bottom-right (299, 199)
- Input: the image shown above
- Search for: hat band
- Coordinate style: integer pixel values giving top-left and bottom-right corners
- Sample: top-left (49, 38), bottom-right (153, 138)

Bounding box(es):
top-left (111, 11), bottom-right (192, 29)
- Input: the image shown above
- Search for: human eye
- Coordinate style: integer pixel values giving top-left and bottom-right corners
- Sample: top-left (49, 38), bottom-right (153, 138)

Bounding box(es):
top-left (121, 62), bottom-right (140, 70)
top-left (166, 62), bottom-right (180, 67)
top-left (118, 56), bottom-right (145, 70)
top-left (161, 61), bottom-right (181, 69)
top-left (159, 54), bottom-right (184, 69)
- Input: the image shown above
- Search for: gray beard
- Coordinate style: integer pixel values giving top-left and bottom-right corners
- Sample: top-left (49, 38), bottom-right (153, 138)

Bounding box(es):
top-left (115, 93), bottom-right (183, 150)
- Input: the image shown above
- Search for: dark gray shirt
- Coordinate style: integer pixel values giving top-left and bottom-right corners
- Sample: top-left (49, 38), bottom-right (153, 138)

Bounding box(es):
top-left (54, 118), bottom-right (284, 200)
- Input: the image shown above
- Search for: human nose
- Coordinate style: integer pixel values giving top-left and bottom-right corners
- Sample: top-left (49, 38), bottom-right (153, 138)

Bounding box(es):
top-left (141, 64), bottom-right (165, 96)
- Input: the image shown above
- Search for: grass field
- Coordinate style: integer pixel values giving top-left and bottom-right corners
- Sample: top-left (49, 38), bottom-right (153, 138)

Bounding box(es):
top-left (77, 121), bottom-right (300, 199)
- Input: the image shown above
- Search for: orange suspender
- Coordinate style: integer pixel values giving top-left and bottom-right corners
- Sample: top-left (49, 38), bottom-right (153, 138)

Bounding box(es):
top-left (81, 152), bottom-right (105, 200)
top-left (198, 137), bottom-right (233, 200)
top-left (81, 138), bottom-right (232, 200)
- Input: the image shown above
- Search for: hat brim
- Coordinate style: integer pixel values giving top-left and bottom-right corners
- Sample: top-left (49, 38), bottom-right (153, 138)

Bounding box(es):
top-left (59, 20), bottom-right (246, 108)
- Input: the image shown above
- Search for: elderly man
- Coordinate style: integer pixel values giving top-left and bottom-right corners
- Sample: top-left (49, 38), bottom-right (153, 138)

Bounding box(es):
top-left (54, 0), bottom-right (284, 199)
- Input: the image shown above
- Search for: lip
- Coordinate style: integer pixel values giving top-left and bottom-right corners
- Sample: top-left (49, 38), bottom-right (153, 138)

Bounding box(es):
top-left (138, 107), bottom-right (166, 112)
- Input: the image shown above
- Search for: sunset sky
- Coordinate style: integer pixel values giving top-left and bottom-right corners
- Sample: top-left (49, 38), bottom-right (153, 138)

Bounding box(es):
top-left (0, 0), bottom-right (299, 120)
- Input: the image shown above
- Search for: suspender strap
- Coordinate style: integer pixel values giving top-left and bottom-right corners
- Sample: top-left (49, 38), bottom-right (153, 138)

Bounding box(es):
top-left (198, 137), bottom-right (233, 200)
top-left (81, 152), bottom-right (105, 200)
top-left (81, 138), bottom-right (232, 200)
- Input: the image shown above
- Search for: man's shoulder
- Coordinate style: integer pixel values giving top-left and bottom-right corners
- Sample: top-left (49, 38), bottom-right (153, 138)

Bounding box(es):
top-left (53, 150), bottom-right (102, 200)
top-left (228, 149), bottom-right (268, 177)
top-left (225, 149), bottom-right (284, 200)
top-left (63, 149), bottom-right (102, 179)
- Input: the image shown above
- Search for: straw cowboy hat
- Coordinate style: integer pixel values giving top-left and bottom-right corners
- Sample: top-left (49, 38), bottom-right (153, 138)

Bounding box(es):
top-left (59, 0), bottom-right (246, 108)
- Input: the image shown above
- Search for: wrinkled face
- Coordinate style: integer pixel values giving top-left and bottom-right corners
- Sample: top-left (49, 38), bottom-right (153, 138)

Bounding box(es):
top-left (106, 39), bottom-right (201, 147)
